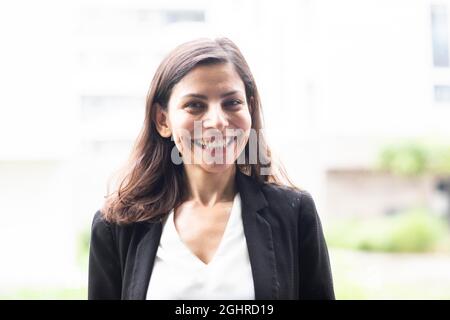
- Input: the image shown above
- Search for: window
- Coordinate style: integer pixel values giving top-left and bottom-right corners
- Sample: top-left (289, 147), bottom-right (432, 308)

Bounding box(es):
top-left (431, 4), bottom-right (449, 67)
top-left (164, 10), bottom-right (205, 24)
top-left (434, 85), bottom-right (450, 102)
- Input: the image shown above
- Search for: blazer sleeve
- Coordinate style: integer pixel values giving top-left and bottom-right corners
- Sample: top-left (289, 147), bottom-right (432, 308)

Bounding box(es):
top-left (88, 210), bottom-right (122, 300)
top-left (298, 192), bottom-right (335, 300)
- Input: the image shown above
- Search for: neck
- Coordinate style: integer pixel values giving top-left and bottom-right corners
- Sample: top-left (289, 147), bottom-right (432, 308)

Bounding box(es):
top-left (183, 165), bottom-right (237, 207)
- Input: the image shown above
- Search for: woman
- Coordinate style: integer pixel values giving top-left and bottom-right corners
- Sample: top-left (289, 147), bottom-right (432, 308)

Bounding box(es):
top-left (88, 38), bottom-right (334, 300)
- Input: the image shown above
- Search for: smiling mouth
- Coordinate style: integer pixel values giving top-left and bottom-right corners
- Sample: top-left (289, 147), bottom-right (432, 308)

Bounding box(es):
top-left (192, 136), bottom-right (236, 149)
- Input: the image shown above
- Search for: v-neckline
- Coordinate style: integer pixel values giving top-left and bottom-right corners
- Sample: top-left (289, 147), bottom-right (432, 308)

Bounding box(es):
top-left (169, 193), bottom-right (239, 268)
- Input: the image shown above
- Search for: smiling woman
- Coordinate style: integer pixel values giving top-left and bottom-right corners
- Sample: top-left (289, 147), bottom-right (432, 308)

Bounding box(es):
top-left (157, 62), bottom-right (252, 172)
top-left (88, 37), bottom-right (335, 300)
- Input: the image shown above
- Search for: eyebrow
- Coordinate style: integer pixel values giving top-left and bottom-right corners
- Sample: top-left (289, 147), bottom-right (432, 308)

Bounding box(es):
top-left (182, 90), bottom-right (241, 100)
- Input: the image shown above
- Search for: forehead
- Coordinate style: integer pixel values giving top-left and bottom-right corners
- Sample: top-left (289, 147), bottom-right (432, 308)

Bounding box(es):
top-left (171, 63), bottom-right (245, 98)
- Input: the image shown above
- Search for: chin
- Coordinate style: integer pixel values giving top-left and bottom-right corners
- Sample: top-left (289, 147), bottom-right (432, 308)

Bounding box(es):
top-left (198, 162), bottom-right (235, 175)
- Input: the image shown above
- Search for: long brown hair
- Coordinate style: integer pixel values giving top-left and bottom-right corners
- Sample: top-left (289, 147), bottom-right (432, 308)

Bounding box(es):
top-left (102, 37), bottom-right (298, 224)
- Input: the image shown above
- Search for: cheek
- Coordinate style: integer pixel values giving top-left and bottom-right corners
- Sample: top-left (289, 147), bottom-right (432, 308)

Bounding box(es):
top-left (232, 109), bottom-right (252, 129)
top-left (169, 113), bottom-right (195, 153)
top-left (234, 111), bottom-right (252, 139)
top-left (243, 112), bottom-right (252, 131)
top-left (231, 111), bottom-right (252, 152)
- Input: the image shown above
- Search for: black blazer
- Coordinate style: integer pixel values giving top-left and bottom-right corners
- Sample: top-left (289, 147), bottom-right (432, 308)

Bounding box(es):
top-left (88, 170), bottom-right (335, 300)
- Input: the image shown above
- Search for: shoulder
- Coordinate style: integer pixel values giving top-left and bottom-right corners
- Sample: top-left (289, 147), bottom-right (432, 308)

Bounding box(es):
top-left (90, 210), bottom-right (141, 247)
top-left (91, 210), bottom-right (146, 231)
top-left (259, 183), bottom-right (327, 250)
top-left (257, 182), bottom-right (321, 230)
top-left (90, 208), bottom-right (161, 248)
top-left (260, 182), bottom-right (317, 213)
top-left (91, 210), bottom-right (112, 235)
top-left (90, 210), bottom-right (118, 248)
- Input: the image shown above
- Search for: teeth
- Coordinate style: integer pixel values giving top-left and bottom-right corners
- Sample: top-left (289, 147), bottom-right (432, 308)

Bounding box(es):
top-left (193, 137), bottom-right (234, 149)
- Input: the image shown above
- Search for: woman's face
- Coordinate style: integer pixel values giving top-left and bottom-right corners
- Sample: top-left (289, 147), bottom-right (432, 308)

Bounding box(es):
top-left (160, 62), bottom-right (252, 174)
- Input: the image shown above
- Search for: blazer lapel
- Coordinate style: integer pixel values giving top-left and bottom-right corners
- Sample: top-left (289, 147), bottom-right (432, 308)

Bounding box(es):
top-left (236, 170), bottom-right (280, 299)
top-left (128, 219), bottom-right (163, 300)
top-left (128, 170), bottom-right (279, 300)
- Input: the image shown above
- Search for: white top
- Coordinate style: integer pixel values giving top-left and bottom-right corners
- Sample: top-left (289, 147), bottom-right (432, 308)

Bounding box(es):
top-left (146, 193), bottom-right (255, 300)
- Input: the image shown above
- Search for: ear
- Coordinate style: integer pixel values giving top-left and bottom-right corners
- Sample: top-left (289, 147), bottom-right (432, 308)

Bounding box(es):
top-left (154, 103), bottom-right (172, 138)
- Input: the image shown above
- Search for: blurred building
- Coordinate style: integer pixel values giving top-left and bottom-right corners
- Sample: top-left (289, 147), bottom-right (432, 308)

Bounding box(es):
top-left (1, 0), bottom-right (450, 290)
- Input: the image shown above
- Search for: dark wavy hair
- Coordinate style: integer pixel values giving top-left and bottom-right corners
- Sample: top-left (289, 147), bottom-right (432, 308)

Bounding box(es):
top-left (102, 37), bottom-right (298, 224)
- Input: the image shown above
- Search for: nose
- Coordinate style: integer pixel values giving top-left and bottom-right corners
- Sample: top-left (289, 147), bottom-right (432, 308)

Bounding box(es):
top-left (203, 104), bottom-right (228, 131)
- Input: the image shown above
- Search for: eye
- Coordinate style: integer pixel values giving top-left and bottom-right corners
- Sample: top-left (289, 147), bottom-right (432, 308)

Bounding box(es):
top-left (185, 101), bottom-right (205, 111)
top-left (223, 99), bottom-right (243, 108)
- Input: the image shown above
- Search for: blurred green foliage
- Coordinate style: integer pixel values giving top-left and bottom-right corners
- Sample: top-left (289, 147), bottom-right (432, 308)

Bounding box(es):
top-left (378, 140), bottom-right (450, 176)
top-left (0, 287), bottom-right (87, 300)
top-left (379, 142), bottom-right (427, 176)
top-left (329, 248), bottom-right (450, 299)
top-left (76, 228), bottom-right (90, 272)
top-left (325, 208), bottom-right (450, 253)
top-left (0, 229), bottom-right (91, 300)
